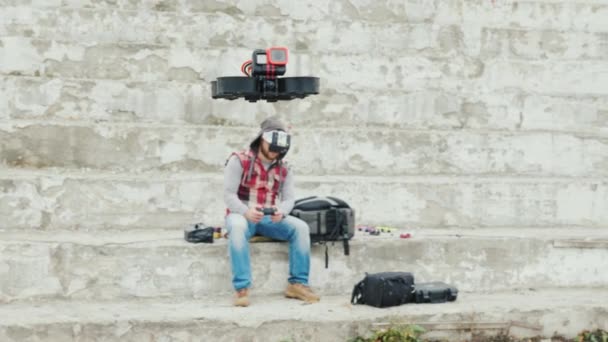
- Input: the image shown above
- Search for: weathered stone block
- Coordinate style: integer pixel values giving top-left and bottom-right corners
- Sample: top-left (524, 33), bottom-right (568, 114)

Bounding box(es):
top-left (2, 229), bottom-right (608, 302)
top-left (463, 1), bottom-right (608, 33)
top-left (2, 123), bottom-right (607, 176)
top-left (1, 173), bottom-right (606, 229)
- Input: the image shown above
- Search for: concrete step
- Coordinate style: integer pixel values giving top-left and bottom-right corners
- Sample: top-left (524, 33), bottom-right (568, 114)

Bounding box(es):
top-left (0, 0), bottom-right (440, 24)
top-left (2, 0), bottom-right (608, 34)
top-left (1, 169), bottom-right (606, 229)
top-left (3, 76), bottom-right (608, 137)
top-left (2, 228), bottom-right (608, 302)
top-left (0, 37), bottom-right (444, 92)
top-left (3, 35), bottom-right (608, 96)
top-left (2, 121), bottom-right (607, 177)
top-left (1, 288), bottom-right (607, 341)
top-left (5, 6), bottom-right (606, 63)
top-left (0, 7), bottom-right (438, 56)
top-left (462, 1), bottom-right (608, 33)
top-left (4, 37), bottom-right (608, 95)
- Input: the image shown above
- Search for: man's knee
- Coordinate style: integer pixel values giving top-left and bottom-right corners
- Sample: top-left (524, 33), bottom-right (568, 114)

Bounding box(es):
top-left (226, 214), bottom-right (249, 247)
top-left (285, 216), bottom-right (310, 241)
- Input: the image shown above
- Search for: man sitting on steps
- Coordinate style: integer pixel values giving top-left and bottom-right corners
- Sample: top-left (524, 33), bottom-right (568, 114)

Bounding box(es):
top-left (223, 116), bottom-right (320, 307)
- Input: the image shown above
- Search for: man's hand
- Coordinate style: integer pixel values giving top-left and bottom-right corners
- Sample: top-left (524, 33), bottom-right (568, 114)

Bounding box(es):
top-left (245, 207), bottom-right (264, 223)
top-left (270, 207), bottom-right (284, 223)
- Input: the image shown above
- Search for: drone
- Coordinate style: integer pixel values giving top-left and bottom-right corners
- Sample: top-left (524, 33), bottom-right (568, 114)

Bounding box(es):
top-left (211, 47), bottom-right (320, 102)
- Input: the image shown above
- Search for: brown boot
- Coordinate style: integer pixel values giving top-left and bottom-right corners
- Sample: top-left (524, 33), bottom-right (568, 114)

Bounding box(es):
top-left (285, 283), bottom-right (320, 303)
top-left (234, 288), bottom-right (250, 307)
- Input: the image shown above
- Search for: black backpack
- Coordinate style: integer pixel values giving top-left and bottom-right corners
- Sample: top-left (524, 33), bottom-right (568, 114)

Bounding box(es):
top-left (351, 272), bottom-right (415, 308)
top-left (290, 196), bottom-right (355, 268)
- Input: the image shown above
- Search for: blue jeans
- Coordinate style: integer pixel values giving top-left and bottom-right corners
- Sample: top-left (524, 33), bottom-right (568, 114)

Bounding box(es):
top-left (225, 213), bottom-right (311, 291)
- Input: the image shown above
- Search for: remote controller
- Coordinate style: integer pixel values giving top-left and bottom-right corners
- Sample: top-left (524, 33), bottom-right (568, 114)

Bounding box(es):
top-left (257, 207), bottom-right (277, 215)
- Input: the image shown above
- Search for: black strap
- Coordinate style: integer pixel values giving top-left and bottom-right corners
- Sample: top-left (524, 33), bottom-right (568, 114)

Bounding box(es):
top-left (333, 210), bottom-right (350, 256)
top-left (351, 281), bottom-right (364, 304)
top-left (327, 209), bottom-right (342, 241)
top-left (317, 211), bottom-right (321, 235)
top-left (317, 211), bottom-right (330, 268)
top-left (343, 237), bottom-right (349, 256)
top-left (312, 208), bottom-right (351, 269)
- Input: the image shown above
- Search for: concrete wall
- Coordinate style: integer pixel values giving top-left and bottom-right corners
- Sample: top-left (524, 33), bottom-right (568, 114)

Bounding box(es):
top-left (1, 0), bottom-right (607, 229)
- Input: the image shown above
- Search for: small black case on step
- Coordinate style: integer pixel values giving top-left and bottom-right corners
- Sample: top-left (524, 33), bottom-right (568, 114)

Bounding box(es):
top-left (414, 282), bottom-right (458, 303)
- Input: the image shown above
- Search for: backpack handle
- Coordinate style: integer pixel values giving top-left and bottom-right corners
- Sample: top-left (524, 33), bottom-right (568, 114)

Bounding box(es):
top-left (294, 196), bottom-right (316, 205)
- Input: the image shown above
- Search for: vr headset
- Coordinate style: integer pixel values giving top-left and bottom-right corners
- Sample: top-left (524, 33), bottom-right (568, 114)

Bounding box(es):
top-left (262, 130), bottom-right (291, 155)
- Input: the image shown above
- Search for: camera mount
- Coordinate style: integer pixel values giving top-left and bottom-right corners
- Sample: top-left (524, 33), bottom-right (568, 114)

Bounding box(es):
top-left (211, 47), bottom-right (320, 102)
